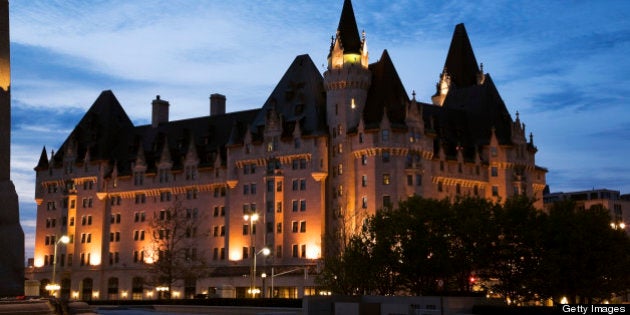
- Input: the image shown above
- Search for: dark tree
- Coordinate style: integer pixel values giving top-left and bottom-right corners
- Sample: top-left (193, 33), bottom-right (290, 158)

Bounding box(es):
top-left (488, 195), bottom-right (545, 303)
top-left (145, 201), bottom-right (207, 298)
top-left (448, 197), bottom-right (498, 292)
top-left (538, 200), bottom-right (630, 303)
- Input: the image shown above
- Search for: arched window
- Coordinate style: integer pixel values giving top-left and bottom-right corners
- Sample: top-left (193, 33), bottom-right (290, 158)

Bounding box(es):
top-left (40, 279), bottom-right (50, 297)
top-left (132, 277), bottom-right (144, 300)
top-left (61, 278), bottom-right (71, 300)
top-left (81, 278), bottom-right (93, 301)
top-left (108, 277), bottom-right (119, 300)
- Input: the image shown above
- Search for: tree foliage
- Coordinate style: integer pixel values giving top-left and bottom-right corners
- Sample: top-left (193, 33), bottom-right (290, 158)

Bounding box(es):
top-left (316, 195), bottom-right (630, 302)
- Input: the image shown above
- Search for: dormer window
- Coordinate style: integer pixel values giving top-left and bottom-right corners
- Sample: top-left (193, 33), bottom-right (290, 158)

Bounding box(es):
top-left (159, 169), bottom-right (169, 183)
top-left (185, 166), bottom-right (197, 180)
top-left (65, 162), bottom-right (73, 174)
top-left (134, 171), bottom-right (144, 186)
top-left (381, 129), bottom-right (389, 142)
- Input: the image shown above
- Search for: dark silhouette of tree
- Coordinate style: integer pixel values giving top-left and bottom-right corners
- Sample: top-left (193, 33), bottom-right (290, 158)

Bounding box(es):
top-left (538, 200), bottom-right (630, 304)
top-left (449, 197), bottom-right (499, 292)
top-left (145, 201), bottom-right (207, 298)
top-left (393, 197), bottom-right (453, 295)
top-left (317, 195), bottom-right (630, 301)
top-left (488, 195), bottom-right (544, 303)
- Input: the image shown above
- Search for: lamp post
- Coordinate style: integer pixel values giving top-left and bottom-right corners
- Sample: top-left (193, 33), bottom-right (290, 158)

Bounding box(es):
top-left (46, 235), bottom-right (69, 296)
top-left (261, 272), bottom-right (267, 298)
top-left (244, 213), bottom-right (271, 297)
top-left (252, 247), bottom-right (270, 297)
top-left (244, 213), bottom-right (259, 297)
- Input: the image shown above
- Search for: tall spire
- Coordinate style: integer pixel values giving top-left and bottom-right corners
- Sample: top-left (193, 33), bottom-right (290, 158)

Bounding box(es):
top-left (328, 0), bottom-right (368, 69)
top-left (443, 23), bottom-right (480, 88)
top-left (335, 0), bottom-right (362, 55)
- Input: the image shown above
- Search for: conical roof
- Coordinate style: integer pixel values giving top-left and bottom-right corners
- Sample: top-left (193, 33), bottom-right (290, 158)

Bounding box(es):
top-left (443, 23), bottom-right (480, 88)
top-left (34, 146), bottom-right (49, 171)
top-left (335, 0), bottom-right (362, 54)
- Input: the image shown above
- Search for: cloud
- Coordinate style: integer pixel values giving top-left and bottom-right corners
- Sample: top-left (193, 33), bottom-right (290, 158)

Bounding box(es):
top-left (8, 0), bottom-right (630, 260)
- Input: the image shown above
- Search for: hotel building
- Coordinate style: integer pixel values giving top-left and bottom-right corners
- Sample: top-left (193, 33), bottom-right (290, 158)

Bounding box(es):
top-left (28, 0), bottom-right (547, 299)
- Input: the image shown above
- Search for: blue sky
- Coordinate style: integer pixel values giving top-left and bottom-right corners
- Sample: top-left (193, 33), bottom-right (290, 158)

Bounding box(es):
top-left (8, 1), bottom-right (630, 259)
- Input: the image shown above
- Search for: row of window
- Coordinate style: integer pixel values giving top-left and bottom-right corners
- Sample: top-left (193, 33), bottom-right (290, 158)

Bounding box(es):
top-left (358, 195), bottom-right (391, 209)
top-left (133, 167), bottom-right (200, 186)
top-left (45, 199), bottom-right (76, 211)
top-left (41, 253), bottom-right (90, 267)
top-left (435, 182), bottom-right (487, 196)
top-left (235, 244), bottom-right (308, 260)
top-left (45, 181), bottom-right (94, 194)
top-left (358, 151), bottom-right (391, 165)
top-left (243, 158), bottom-right (308, 176)
top-left (113, 190), bottom-right (194, 207)
top-left (242, 220), bottom-right (308, 235)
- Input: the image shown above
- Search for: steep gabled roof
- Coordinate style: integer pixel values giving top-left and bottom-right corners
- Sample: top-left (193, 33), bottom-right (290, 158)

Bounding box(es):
top-left (443, 74), bottom-right (513, 145)
top-left (443, 23), bottom-right (480, 88)
top-left (252, 54), bottom-right (327, 136)
top-left (53, 90), bottom-right (134, 166)
top-left (363, 49), bottom-right (409, 128)
top-left (335, 0), bottom-right (362, 54)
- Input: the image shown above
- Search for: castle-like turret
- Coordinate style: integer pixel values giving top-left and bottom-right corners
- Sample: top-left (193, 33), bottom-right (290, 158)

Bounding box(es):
top-left (324, 0), bottom-right (371, 131)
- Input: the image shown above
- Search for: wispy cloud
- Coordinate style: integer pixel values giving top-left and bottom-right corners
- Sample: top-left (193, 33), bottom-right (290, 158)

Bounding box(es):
top-left (8, 0), bottom-right (630, 260)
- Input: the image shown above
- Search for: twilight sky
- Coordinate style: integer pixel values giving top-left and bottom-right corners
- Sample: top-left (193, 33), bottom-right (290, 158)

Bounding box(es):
top-left (8, 1), bottom-right (630, 259)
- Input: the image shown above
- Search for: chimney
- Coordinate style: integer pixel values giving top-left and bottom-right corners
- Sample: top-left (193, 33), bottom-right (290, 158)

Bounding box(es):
top-left (151, 95), bottom-right (169, 128)
top-left (210, 93), bottom-right (226, 116)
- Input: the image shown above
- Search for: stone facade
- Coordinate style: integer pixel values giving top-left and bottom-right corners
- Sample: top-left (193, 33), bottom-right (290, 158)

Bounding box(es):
top-left (28, 0), bottom-right (546, 300)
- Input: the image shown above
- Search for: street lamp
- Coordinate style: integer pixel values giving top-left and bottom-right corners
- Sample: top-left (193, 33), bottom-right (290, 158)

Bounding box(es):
top-left (251, 247), bottom-right (270, 297)
top-left (244, 213), bottom-right (271, 297)
top-left (244, 213), bottom-right (259, 297)
top-left (45, 235), bottom-right (69, 296)
top-left (261, 272), bottom-right (267, 298)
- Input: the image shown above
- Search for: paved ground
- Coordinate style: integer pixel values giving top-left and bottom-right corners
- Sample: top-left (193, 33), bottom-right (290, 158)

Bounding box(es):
top-left (97, 306), bottom-right (302, 315)
top-left (98, 309), bottom-right (179, 315)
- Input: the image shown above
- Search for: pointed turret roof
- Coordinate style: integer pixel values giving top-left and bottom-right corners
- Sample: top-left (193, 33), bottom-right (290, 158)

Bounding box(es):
top-left (35, 146), bottom-right (49, 171)
top-left (335, 0), bottom-right (362, 54)
top-left (443, 23), bottom-right (480, 88)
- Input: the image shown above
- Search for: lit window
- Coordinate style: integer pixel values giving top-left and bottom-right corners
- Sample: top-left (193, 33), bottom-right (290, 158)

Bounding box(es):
top-left (383, 174), bottom-right (391, 185)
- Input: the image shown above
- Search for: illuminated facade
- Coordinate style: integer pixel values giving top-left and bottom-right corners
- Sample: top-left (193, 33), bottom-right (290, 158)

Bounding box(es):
top-left (28, 0), bottom-right (546, 300)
